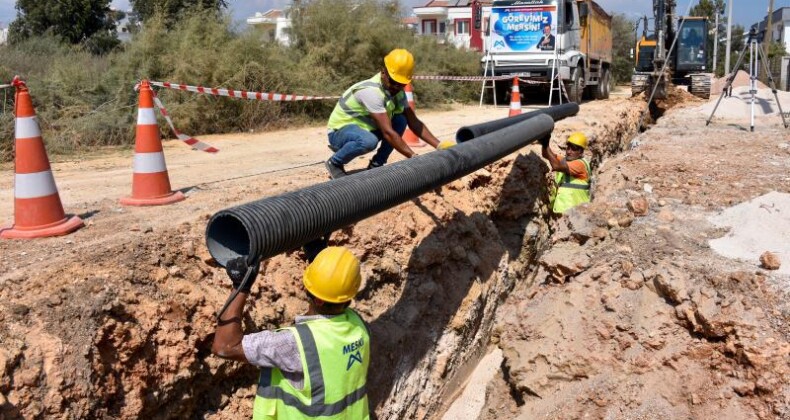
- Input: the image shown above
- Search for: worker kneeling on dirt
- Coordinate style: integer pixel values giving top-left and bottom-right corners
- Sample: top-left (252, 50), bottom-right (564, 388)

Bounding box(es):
top-left (212, 247), bottom-right (370, 419)
top-left (324, 48), bottom-right (447, 179)
top-left (541, 132), bottom-right (591, 214)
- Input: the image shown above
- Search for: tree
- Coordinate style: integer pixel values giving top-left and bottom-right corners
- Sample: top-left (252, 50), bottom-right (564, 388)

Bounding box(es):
top-left (9, 0), bottom-right (119, 50)
top-left (611, 13), bottom-right (639, 84)
top-left (729, 24), bottom-right (745, 65)
top-left (130, 0), bottom-right (228, 24)
top-left (688, 0), bottom-right (727, 75)
top-left (689, 0), bottom-right (725, 20)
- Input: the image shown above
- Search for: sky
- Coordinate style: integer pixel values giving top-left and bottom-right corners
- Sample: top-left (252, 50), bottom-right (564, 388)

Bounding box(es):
top-left (0, 0), bottom-right (788, 29)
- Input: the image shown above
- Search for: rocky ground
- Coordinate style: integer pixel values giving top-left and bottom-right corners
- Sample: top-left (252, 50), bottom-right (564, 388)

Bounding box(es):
top-left (481, 91), bottom-right (790, 419)
top-left (1, 84), bottom-right (788, 419)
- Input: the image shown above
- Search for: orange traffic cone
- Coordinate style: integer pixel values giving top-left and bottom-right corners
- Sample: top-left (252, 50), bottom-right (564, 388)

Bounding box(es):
top-left (120, 80), bottom-right (185, 206)
top-left (1, 78), bottom-right (84, 239)
top-left (508, 77), bottom-right (522, 117)
top-left (402, 84), bottom-right (426, 148)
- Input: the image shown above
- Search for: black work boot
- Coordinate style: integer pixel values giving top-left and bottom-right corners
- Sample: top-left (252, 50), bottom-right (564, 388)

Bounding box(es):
top-left (325, 159), bottom-right (347, 179)
top-left (367, 160), bottom-right (383, 170)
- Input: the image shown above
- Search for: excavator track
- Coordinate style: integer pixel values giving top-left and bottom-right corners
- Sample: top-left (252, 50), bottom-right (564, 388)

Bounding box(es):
top-left (689, 73), bottom-right (711, 99)
top-left (631, 74), bottom-right (649, 97)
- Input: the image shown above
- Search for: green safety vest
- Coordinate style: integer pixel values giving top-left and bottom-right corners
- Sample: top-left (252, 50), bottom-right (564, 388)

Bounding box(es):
top-left (327, 74), bottom-right (407, 132)
top-left (551, 158), bottom-right (591, 214)
top-left (252, 309), bottom-right (370, 420)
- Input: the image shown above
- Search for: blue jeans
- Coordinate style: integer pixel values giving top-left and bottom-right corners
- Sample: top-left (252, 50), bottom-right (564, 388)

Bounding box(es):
top-left (328, 114), bottom-right (407, 167)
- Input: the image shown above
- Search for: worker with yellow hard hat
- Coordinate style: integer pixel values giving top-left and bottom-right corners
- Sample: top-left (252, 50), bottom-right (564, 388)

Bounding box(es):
top-left (541, 132), bottom-right (592, 214)
top-left (212, 247), bottom-right (370, 419)
top-left (325, 48), bottom-right (452, 179)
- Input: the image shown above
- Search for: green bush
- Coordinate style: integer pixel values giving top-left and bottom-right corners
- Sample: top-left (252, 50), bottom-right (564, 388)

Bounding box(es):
top-left (0, 4), bottom-right (481, 161)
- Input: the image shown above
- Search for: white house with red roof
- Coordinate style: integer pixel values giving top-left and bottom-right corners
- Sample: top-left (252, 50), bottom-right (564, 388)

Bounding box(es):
top-left (412, 0), bottom-right (491, 51)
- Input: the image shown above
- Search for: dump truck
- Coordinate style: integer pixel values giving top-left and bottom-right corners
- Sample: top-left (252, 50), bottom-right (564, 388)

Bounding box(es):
top-left (482, 0), bottom-right (613, 103)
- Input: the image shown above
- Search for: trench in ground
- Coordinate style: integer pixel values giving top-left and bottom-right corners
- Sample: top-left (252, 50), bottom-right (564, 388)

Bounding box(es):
top-left (432, 96), bottom-right (671, 419)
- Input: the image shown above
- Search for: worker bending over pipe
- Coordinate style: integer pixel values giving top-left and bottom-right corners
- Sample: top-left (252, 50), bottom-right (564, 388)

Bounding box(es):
top-left (325, 48), bottom-right (453, 179)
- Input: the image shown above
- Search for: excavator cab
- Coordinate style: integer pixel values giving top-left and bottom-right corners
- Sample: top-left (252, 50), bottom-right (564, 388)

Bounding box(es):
top-left (674, 17), bottom-right (707, 74)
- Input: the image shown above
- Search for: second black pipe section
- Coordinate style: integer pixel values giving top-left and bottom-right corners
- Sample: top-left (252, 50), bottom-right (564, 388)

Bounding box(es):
top-left (206, 114), bottom-right (555, 266)
top-left (456, 103), bottom-right (579, 143)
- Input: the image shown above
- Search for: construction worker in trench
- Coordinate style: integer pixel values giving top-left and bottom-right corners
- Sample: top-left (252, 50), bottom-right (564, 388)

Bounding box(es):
top-left (541, 131), bottom-right (591, 214)
top-left (212, 246), bottom-right (370, 419)
top-left (325, 48), bottom-right (454, 179)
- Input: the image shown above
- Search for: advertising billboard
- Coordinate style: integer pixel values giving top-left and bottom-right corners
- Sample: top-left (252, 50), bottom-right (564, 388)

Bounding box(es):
top-left (489, 4), bottom-right (557, 53)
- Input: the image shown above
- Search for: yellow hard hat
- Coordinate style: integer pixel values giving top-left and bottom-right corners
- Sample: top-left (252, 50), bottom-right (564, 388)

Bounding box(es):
top-left (567, 132), bottom-right (588, 149)
top-left (384, 49), bottom-right (415, 85)
top-left (303, 247), bottom-right (361, 303)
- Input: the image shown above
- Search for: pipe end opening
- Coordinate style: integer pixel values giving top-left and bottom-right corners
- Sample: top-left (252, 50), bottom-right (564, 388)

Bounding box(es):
top-left (206, 214), bottom-right (252, 267)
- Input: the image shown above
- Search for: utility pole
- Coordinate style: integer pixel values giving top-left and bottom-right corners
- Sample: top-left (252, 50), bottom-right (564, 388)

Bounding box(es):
top-left (725, 0), bottom-right (733, 74)
top-left (713, 4), bottom-right (720, 74)
top-left (765, 0), bottom-right (774, 79)
top-left (766, 0), bottom-right (774, 45)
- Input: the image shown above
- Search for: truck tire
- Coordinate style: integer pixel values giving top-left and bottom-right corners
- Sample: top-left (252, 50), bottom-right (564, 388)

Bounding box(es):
top-left (565, 67), bottom-right (584, 103)
top-left (594, 68), bottom-right (610, 100)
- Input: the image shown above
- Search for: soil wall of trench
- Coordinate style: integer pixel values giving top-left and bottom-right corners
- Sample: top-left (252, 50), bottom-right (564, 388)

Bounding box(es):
top-left (0, 99), bottom-right (643, 419)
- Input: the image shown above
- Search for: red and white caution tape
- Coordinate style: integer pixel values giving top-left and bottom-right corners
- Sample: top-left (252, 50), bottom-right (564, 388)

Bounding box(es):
top-left (135, 82), bottom-right (219, 153)
top-left (150, 81), bottom-right (339, 101)
top-left (411, 75), bottom-right (554, 84)
top-left (412, 75), bottom-right (515, 82)
top-left (9, 75), bottom-right (25, 89)
top-left (518, 77), bottom-right (551, 85)
top-left (152, 94), bottom-right (219, 153)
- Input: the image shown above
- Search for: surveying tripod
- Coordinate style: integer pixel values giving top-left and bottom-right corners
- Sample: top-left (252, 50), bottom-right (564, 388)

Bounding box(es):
top-left (706, 28), bottom-right (789, 131)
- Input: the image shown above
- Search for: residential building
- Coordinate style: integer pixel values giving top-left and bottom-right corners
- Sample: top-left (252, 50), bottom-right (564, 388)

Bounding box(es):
top-left (114, 10), bottom-right (141, 43)
top-left (412, 0), bottom-right (491, 50)
top-left (752, 7), bottom-right (790, 53)
top-left (751, 7), bottom-right (790, 90)
top-left (0, 25), bottom-right (8, 46)
top-left (247, 9), bottom-right (292, 46)
top-left (402, 16), bottom-right (419, 32)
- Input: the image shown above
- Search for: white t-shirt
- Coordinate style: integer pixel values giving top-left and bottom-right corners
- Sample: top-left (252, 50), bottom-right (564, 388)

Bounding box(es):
top-left (353, 87), bottom-right (408, 114)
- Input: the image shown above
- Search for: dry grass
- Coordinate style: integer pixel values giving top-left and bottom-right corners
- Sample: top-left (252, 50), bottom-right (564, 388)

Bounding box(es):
top-left (0, 5), bottom-right (480, 161)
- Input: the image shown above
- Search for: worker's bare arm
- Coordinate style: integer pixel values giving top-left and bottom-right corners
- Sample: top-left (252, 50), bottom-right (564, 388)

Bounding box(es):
top-left (212, 292), bottom-right (249, 362)
top-left (403, 107), bottom-right (440, 148)
top-left (370, 112), bottom-right (415, 158)
top-left (542, 146), bottom-right (570, 173)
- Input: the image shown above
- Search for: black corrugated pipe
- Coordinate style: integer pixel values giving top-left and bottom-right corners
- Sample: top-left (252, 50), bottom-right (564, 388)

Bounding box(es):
top-left (205, 114), bottom-right (555, 266)
top-left (456, 103), bottom-right (579, 143)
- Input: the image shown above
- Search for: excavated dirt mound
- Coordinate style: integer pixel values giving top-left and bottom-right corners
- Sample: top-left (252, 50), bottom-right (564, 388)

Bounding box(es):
top-left (0, 100), bottom-right (643, 418)
top-left (711, 70), bottom-right (768, 92)
top-left (480, 98), bottom-right (790, 419)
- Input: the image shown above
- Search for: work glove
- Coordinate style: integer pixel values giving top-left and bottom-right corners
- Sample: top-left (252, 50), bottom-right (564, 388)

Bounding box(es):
top-left (437, 140), bottom-right (455, 150)
top-left (226, 256), bottom-right (261, 293)
top-left (539, 136), bottom-right (551, 148)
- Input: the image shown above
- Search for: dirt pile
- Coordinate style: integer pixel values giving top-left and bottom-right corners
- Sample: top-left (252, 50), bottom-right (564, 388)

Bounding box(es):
top-left (0, 99), bottom-right (643, 418)
top-left (698, 85), bottom-right (790, 119)
top-left (711, 70), bottom-right (768, 92)
top-left (481, 98), bottom-right (790, 419)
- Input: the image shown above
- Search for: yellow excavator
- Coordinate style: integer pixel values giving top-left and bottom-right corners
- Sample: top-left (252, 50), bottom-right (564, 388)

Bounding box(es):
top-left (631, 0), bottom-right (711, 100)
